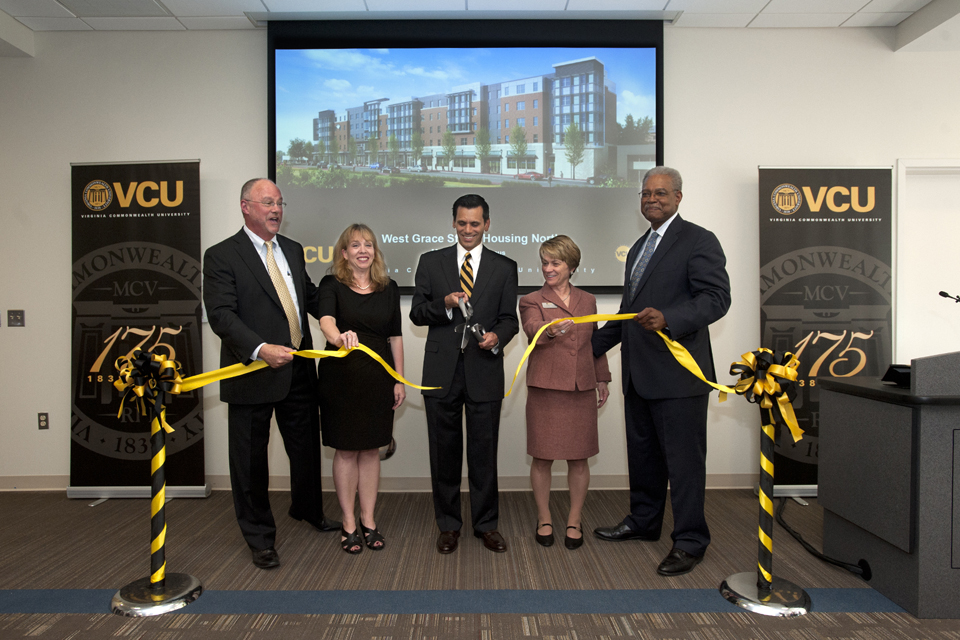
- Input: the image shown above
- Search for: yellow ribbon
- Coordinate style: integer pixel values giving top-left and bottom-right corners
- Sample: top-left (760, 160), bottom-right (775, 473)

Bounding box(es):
top-left (179, 343), bottom-right (439, 393)
top-left (729, 349), bottom-right (804, 443)
top-left (506, 313), bottom-right (738, 399)
top-left (506, 313), bottom-right (635, 397)
top-left (114, 352), bottom-right (181, 433)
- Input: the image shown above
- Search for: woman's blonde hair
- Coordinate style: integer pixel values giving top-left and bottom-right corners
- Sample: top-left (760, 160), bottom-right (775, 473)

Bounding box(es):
top-left (539, 234), bottom-right (581, 271)
top-left (330, 223), bottom-right (390, 292)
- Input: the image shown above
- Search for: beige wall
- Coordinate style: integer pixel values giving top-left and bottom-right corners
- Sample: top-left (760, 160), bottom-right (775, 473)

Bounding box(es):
top-left (1, 26), bottom-right (959, 490)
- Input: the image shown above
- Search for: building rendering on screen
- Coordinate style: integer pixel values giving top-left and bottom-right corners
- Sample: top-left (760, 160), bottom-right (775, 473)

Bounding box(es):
top-left (311, 57), bottom-right (654, 181)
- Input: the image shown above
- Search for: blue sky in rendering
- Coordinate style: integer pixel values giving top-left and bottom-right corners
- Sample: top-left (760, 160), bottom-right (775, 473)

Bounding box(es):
top-left (275, 47), bottom-right (657, 151)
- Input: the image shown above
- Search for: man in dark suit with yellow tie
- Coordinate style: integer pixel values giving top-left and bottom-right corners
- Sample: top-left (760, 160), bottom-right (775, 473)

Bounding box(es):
top-left (410, 194), bottom-right (519, 554)
top-left (203, 178), bottom-right (339, 570)
top-left (592, 167), bottom-right (730, 577)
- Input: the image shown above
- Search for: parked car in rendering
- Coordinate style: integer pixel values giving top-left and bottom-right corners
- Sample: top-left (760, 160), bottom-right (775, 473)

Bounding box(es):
top-left (517, 171), bottom-right (545, 181)
top-left (586, 174), bottom-right (612, 185)
top-left (381, 166), bottom-right (400, 174)
top-left (369, 163), bottom-right (381, 170)
top-left (408, 165), bottom-right (425, 172)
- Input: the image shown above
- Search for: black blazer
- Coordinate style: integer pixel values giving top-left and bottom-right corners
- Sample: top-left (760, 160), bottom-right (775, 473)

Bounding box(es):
top-left (410, 245), bottom-right (519, 402)
top-left (203, 228), bottom-right (319, 405)
top-left (593, 215), bottom-right (731, 399)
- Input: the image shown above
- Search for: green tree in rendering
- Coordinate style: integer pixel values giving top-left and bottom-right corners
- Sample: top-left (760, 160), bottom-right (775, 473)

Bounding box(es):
top-left (304, 141), bottom-right (314, 164)
top-left (368, 130), bottom-right (379, 165)
top-left (329, 136), bottom-right (340, 165)
top-left (288, 138), bottom-right (307, 164)
top-left (509, 125), bottom-right (528, 175)
top-left (388, 133), bottom-right (400, 168)
top-left (441, 130), bottom-right (456, 171)
top-left (563, 124), bottom-right (585, 180)
top-left (275, 150), bottom-right (284, 165)
top-left (475, 127), bottom-right (491, 174)
top-left (347, 136), bottom-right (358, 165)
top-left (637, 116), bottom-right (653, 143)
top-left (411, 131), bottom-right (424, 167)
top-left (316, 140), bottom-right (326, 164)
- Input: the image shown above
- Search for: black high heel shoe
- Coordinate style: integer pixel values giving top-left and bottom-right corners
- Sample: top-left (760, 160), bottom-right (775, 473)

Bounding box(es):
top-left (565, 525), bottom-right (584, 550)
top-left (535, 522), bottom-right (554, 547)
top-left (341, 527), bottom-right (363, 554)
top-left (359, 521), bottom-right (385, 550)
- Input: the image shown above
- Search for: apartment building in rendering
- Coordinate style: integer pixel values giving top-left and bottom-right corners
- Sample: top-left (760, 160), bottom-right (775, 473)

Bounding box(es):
top-left (311, 57), bottom-right (629, 180)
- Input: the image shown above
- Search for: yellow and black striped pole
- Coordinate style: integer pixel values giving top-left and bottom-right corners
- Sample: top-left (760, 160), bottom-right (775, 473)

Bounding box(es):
top-left (757, 416), bottom-right (776, 590)
top-left (720, 348), bottom-right (811, 617)
top-left (111, 350), bottom-right (202, 616)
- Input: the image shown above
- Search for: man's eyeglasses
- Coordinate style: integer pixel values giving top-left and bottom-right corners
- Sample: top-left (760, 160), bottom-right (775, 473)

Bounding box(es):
top-left (243, 199), bottom-right (287, 208)
top-left (639, 190), bottom-right (674, 199)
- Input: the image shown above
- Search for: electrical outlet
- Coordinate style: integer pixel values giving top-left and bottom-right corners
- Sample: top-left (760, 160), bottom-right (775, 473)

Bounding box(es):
top-left (7, 310), bottom-right (24, 327)
top-left (38, 413), bottom-right (49, 430)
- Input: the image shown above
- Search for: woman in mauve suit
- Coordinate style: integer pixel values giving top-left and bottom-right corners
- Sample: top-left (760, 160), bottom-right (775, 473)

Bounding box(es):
top-left (519, 235), bottom-right (611, 550)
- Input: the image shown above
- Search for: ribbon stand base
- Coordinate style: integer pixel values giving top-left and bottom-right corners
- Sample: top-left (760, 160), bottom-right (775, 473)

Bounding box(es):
top-left (111, 573), bottom-right (202, 617)
top-left (719, 572), bottom-right (811, 618)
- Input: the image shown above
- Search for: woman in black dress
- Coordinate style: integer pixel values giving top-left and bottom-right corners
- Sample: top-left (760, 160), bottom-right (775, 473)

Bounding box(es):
top-left (318, 224), bottom-right (405, 554)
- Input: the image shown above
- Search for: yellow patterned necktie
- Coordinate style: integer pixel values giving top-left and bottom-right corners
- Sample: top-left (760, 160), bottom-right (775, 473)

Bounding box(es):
top-left (264, 240), bottom-right (302, 349)
top-left (460, 252), bottom-right (474, 296)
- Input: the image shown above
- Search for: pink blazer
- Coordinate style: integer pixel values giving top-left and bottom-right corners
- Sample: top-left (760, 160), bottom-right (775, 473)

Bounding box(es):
top-left (519, 284), bottom-right (611, 392)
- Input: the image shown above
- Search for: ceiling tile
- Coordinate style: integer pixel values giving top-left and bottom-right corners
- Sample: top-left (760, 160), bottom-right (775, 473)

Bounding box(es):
top-left (671, 12), bottom-right (754, 26)
top-left (58, 0), bottom-right (170, 18)
top-left (468, 0), bottom-right (567, 10)
top-left (179, 16), bottom-right (258, 28)
top-left (566, 0), bottom-right (667, 9)
top-left (665, 0), bottom-right (767, 12)
top-left (843, 11), bottom-right (912, 25)
top-left (764, 0), bottom-right (870, 13)
top-left (158, 0), bottom-right (266, 17)
top-left (0, 0), bottom-right (74, 17)
top-left (750, 13), bottom-right (852, 27)
top-left (15, 16), bottom-right (92, 29)
top-left (81, 16), bottom-right (185, 29)
top-left (365, 0), bottom-right (463, 10)
top-left (860, 0), bottom-right (931, 11)
top-left (262, 0), bottom-right (366, 9)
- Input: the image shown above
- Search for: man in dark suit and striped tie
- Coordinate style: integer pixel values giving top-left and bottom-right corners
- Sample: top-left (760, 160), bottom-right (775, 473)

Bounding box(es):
top-left (410, 194), bottom-right (519, 554)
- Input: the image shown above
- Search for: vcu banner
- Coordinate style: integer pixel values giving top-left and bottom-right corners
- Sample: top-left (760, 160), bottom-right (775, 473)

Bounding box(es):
top-left (70, 161), bottom-right (205, 496)
top-left (759, 167), bottom-right (892, 489)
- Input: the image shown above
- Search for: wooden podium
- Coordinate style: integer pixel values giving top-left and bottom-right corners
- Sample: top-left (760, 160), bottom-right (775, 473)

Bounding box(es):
top-left (819, 351), bottom-right (960, 619)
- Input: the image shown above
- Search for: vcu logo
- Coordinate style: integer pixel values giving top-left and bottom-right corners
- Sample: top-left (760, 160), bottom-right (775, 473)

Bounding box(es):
top-left (82, 180), bottom-right (184, 211)
top-left (772, 182), bottom-right (877, 215)
top-left (771, 184), bottom-right (802, 215)
top-left (83, 180), bottom-right (113, 211)
top-left (615, 246), bottom-right (630, 262)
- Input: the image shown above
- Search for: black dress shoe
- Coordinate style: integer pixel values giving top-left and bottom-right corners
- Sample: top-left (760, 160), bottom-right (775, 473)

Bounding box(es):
top-left (437, 530), bottom-right (460, 554)
top-left (657, 548), bottom-right (703, 576)
top-left (474, 530), bottom-right (508, 553)
top-left (535, 523), bottom-right (554, 547)
top-left (251, 547), bottom-right (280, 569)
top-left (290, 512), bottom-right (341, 532)
top-left (593, 522), bottom-right (660, 542)
top-left (564, 525), bottom-right (584, 550)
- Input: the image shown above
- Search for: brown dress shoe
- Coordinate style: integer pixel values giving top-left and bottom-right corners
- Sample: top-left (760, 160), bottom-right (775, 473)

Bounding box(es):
top-left (437, 530), bottom-right (460, 554)
top-left (474, 530), bottom-right (508, 553)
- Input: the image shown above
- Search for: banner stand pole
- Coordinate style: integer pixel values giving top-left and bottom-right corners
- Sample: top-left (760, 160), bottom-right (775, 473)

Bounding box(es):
top-left (111, 351), bottom-right (202, 616)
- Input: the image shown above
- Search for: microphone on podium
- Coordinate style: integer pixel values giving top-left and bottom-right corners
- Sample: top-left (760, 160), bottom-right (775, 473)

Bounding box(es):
top-left (939, 291), bottom-right (960, 303)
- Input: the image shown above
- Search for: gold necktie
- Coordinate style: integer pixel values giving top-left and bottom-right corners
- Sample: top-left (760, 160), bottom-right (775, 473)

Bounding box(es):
top-left (264, 241), bottom-right (302, 349)
top-left (460, 253), bottom-right (474, 296)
